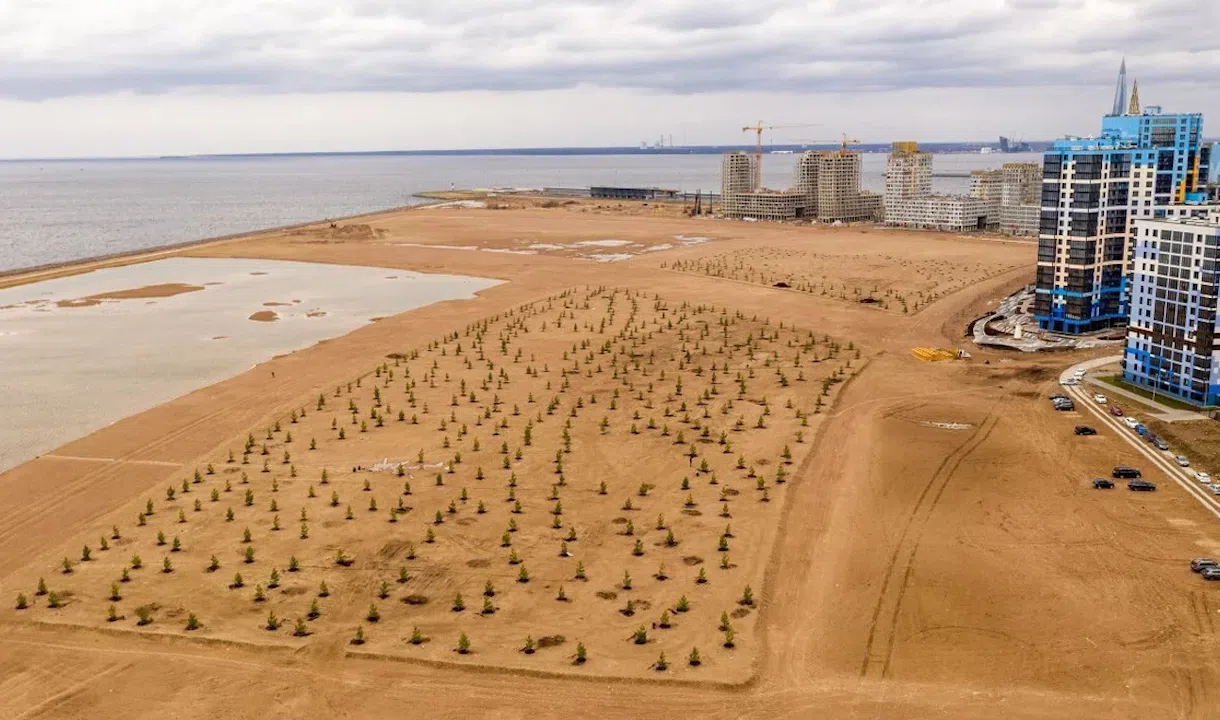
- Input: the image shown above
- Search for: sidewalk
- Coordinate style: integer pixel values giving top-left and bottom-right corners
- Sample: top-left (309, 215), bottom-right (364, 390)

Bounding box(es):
top-left (1062, 355), bottom-right (1209, 422)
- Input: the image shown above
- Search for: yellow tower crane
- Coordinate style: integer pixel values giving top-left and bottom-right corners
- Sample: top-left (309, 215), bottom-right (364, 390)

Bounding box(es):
top-left (741, 122), bottom-right (819, 189)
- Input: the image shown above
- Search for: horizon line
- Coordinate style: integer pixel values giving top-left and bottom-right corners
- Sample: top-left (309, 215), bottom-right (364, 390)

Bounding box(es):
top-left (0, 140), bottom-right (1070, 163)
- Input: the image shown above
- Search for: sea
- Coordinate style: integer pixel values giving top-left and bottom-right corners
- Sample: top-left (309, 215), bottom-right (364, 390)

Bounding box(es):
top-left (0, 151), bottom-right (1044, 273)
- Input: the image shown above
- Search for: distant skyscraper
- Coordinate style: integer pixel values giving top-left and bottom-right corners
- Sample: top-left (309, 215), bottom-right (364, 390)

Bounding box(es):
top-left (1111, 58), bottom-right (1128, 117)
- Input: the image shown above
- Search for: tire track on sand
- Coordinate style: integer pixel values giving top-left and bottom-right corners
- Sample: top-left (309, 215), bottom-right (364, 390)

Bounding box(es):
top-left (859, 408), bottom-right (1000, 679)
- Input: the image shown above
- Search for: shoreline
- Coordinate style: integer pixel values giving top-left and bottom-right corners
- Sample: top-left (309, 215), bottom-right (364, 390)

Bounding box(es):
top-left (0, 202), bottom-right (423, 289)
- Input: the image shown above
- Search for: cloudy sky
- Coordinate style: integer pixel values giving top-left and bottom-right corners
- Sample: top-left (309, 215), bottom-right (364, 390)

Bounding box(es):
top-left (1, 0), bottom-right (1218, 158)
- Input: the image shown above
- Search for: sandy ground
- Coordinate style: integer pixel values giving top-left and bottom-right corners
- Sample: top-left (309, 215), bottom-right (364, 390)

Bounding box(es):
top-left (2, 199), bottom-right (1219, 718)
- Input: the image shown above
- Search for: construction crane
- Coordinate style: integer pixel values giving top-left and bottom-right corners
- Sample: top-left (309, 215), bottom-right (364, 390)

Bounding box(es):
top-left (741, 121), bottom-right (819, 189)
top-left (797, 133), bottom-right (862, 156)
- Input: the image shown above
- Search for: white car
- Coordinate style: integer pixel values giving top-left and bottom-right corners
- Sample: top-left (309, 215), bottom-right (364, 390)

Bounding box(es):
top-left (1123, 417), bottom-right (1139, 429)
top-left (1176, 456), bottom-right (1191, 467)
top-left (1060, 378), bottom-right (1079, 386)
top-left (1209, 484), bottom-right (1220, 496)
top-left (1073, 369), bottom-right (1086, 378)
top-left (1196, 471), bottom-right (1211, 483)
top-left (1093, 394), bottom-right (1108, 404)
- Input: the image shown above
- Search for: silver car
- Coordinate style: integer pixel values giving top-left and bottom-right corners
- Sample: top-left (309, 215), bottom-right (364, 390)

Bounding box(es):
top-left (1176, 456), bottom-right (1191, 467)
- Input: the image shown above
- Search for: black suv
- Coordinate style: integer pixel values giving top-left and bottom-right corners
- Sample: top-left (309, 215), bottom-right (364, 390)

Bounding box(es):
top-left (1128, 479), bottom-right (1157, 491)
top-left (1092, 478), bottom-right (1114, 489)
top-left (1075, 426), bottom-right (1097, 436)
top-left (1112, 466), bottom-right (1142, 479)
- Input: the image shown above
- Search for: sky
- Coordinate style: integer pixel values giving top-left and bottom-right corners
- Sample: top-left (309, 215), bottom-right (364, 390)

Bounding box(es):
top-left (1, 0), bottom-right (1219, 158)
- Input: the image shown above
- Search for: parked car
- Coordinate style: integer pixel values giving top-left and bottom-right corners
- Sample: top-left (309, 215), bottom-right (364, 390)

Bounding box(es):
top-left (1192, 558), bottom-right (1219, 573)
top-left (1113, 466), bottom-right (1143, 479)
top-left (1074, 426), bottom-right (1097, 436)
top-left (1176, 456), bottom-right (1191, 467)
top-left (1203, 567), bottom-right (1220, 581)
top-left (1093, 393), bottom-right (1108, 404)
top-left (1055, 402), bottom-right (1076, 412)
top-left (1073, 369), bottom-right (1086, 378)
top-left (1061, 378), bottom-right (1079, 386)
top-left (1209, 484), bottom-right (1220, 496)
top-left (1135, 424), bottom-right (1148, 436)
top-left (1152, 438), bottom-right (1170, 451)
top-left (1123, 417), bottom-right (1139, 429)
top-left (1110, 405), bottom-right (1124, 416)
top-left (1049, 393), bottom-right (1069, 401)
top-left (1092, 478), bottom-right (1114, 489)
top-left (1128, 479), bottom-right (1157, 491)
top-left (1196, 471), bottom-right (1211, 483)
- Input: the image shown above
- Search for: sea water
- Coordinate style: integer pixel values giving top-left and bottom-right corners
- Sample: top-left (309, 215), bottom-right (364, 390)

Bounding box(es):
top-left (0, 257), bottom-right (500, 472)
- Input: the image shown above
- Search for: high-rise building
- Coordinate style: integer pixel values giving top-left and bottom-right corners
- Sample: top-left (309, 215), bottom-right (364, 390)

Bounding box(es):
top-left (999, 163), bottom-right (1042, 235)
top-left (884, 141), bottom-right (932, 215)
top-left (1033, 62), bottom-right (1211, 334)
top-left (721, 152), bottom-right (757, 197)
top-left (969, 169), bottom-right (1004, 225)
top-left (1124, 217), bottom-right (1220, 406)
top-left (719, 149), bottom-right (881, 222)
top-left (884, 142), bottom-right (989, 231)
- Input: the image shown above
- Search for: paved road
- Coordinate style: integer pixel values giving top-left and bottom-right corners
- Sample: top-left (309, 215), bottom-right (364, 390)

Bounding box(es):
top-left (1072, 355), bottom-right (1208, 422)
top-left (1060, 360), bottom-right (1220, 520)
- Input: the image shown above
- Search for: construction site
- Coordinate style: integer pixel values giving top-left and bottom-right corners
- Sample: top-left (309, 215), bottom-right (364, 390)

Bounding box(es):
top-left (719, 124), bottom-right (883, 223)
top-left (883, 141), bottom-right (1040, 234)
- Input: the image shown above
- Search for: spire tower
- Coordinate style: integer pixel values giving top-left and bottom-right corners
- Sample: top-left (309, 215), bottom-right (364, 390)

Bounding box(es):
top-left (1128, 79), bottom-right (1140, 115)
top-left (1111, 58), bottom-right (1128, 116)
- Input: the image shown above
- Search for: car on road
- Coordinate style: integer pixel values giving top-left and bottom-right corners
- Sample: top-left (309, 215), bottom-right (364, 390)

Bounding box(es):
top-left (1092, 478), bottom-right (1114, 489)
top-left (1128, 479), bottom-right (1157, 491)
top-left (1203, 567), bottom-right (1220, 581)
top-left (1074, 426), bottom-right (1097, 436)
top-left (1110, 405), bottom-right (1124, 416)
top-left (1123, 417), bottom-right (1139, 429)
top-left (1196, 471), bottom-right (1211, 483)
top-left (1113, 466), bottom-right (1143, 479)
top-left (1176, 455), bottom-right (1191, 467)
top-left (1073, 369), bottom-right (1086, 378)
top-left (1192, 558), bottom-right (1219, 573)
top-left (1093, 393), bottom-right (1108, 404)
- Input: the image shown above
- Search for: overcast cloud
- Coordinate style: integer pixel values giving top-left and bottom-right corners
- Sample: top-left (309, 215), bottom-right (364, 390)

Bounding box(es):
top-left (0, 0), bottom-right (1218, 156)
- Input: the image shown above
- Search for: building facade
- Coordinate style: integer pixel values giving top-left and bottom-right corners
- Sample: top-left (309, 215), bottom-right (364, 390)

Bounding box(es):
top-left (997, 163), bottom-right (1041, 235)
top-left (884, 141), bottom-right (989, 231)
top-left (720, 149), bottom-right (881, 222)
top-left (1034, 64), bottom-right (1210, 334)
top-left (969, 169), bottom-right (1003, 225)
top-left (721, 152), bottom-right (756, 197)
top-left (1124, 217), bottom-right (1220, 406)
top-left (883, 141), bottom-right (932, 217)
top-left (884, 196), bottom-right (990, 232)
